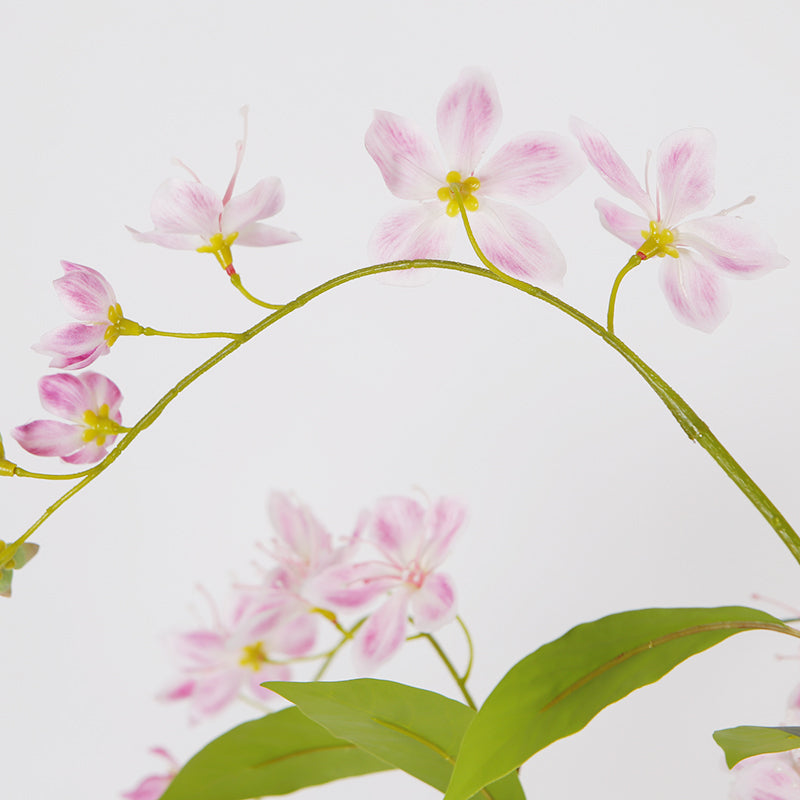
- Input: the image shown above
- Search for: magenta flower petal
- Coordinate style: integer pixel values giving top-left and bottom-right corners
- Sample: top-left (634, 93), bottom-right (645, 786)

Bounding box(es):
top-left (11, 420), bottom-right (85, 457)
top-left (471, 201), bottom-right (567, 284)
top-left (371, 496), bottom-right (426, 565)
top-left (222, 177), bottom-right (285, 233)
top-left (55, 262), bottom-right (116, 320)
top-left (122, 750), bottom-right (179, 800)
top-left (38, 373), bottom-right (94, 421)
top-left (126, 226), bottom-right (205, 250)
top-left (731, 753), bottom-right (800, 800)
top-left (656, 128), bottom-right (715, 224)
top-left (33, 324), bottom-right (110, 368)
top-left (410, 572), bottom-right (457, 632)
top-left (594, 199), bottom-right (649, 249)
top-left (479, 132), bottom-right (584, 204)
top-left (659, 252), bottom-right (731, 332)
top-left (190, 670), bottom-right (243, 718)
top-left (368, 204), bottom-right (453, 262)
top-left (421, 497), bottom-right (466, 571)
top-left (352, 590), bottom-right (410, 673)
top-left (62, 440), bottom-right (113, 464)
top-left (570, 117), bottom-right (654, 217)
top-left (149, 178), bottom-right (223, 235)
top-left (83, 371), bottom-right (123, 418)
top-left (235, 223), bottom-right (300, 247)
top-left (678, 215), bottom-right (789, 276)
top-left (436, 68), bottom-right (501, 175)
top-left (365, 110), bottom-right (444, 201)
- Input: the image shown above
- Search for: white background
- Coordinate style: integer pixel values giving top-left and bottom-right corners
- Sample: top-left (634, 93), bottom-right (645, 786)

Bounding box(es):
top-left (2, 1), bottom-right (799, 798)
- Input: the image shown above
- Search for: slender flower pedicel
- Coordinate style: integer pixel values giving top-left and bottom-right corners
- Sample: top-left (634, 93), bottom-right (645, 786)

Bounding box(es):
top-left (122, 748), bottom-right (179, 800)
top-left (571, 117), bottom-right (788, 331)
top-left (366, 68), bottom-right (583, 282)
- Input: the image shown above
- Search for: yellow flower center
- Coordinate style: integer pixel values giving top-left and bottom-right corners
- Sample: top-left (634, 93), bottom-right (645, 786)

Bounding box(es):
top-left (197, 231), bottom-right (240, 271)
top-left (239, 641), bottom-right (268, 670)
top-left (81, 404), bottom-right (125, 446)
top-left (105, 304), bottom-right (143, 345)
top-left (637, 221), bottom-right (680, 260)
top-left (437, 171), bottom-right (481, 217)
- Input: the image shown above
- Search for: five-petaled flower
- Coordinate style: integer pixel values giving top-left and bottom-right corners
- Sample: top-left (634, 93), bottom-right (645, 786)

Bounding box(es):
top-left (12, 372), bottom-right (126, 464)
top-left (128, 107), bottom-right (299, 274)
top-left (571, 118), bottom-right (788, 331)
top-left (350, 495), bottom-right (465, 672)
top-left (365, 68), bottom-right (584, 283)
top-left (122, 748), bottom-right (179, 800)
top-left (33, 261), bottom-right (142, 370)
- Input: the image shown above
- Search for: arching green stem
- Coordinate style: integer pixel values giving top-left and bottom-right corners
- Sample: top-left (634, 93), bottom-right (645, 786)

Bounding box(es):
top-left (229, 272), bottom-right (283, 309)
top-left (607, 254), bottom-right (643, 334)
top-left (142, 327), bottom-right (242, 340)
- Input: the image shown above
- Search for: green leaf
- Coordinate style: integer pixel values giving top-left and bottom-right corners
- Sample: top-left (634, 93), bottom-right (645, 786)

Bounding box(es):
top-left (444, 606), bottom-right (794, 800)
top-left (161, 706), bottom-right (392, 800)
top-left (268, 679), bottom-right (525, 800)
top-left (713, 725), bottom-right (800, 767)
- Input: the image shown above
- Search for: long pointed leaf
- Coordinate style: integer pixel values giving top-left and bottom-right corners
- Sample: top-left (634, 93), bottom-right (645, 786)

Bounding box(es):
top-left (713, 725), bottom-right (800, 767)
top-left (268, 679), bottom-right (525, 800)
top-left (444, 606), bottom-right (795, 800)
top-left (161, 706), bottom-right (392, 800)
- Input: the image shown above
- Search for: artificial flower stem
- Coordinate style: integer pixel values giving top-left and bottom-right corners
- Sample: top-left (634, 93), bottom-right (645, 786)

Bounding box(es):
top-left (13, 466), bottom-right (95, 481)
top-left (422, 631), bottom-right (477, 710)
top-left (141, 327), bottom-right (243, 341)
top-left (313, 618), bottom-right (366, 681)
top-left (3, 260), bottom-right (798, 572)
top-left (607, 254), bottom-right (643, 335)
top-left (229, 273), bottom-right (283, 310)
top-left (456, 615), bottom-right (475, 683)
top-left (450, 184), bottom-right (507, 280)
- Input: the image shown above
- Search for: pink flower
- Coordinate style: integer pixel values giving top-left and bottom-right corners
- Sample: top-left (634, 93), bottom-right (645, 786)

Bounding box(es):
top-left (351, 495), bottom-right (465, 672)
top-left (128, 107), bottom-right (299, 274)
top-left (161, 592), bottom-right (313, 721)
top-left (11, 372), bottom-right (125, 464)
top-left (33, 261), bottom-right (141, 370)
top-left (571, 118), bottom-right (788, 332)
top-left (365, 68), bottom-right (583, 283)
top-left (731, 753), bottom-right (800, 800)
top-left (122, 748), bottom-right (179, 800)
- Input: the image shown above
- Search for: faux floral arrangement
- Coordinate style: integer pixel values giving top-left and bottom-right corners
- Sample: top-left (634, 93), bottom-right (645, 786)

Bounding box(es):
top-left (2, 69), bottom-right (797, 800)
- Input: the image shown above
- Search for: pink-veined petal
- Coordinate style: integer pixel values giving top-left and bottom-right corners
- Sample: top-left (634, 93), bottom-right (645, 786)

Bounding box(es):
top-left (189, 670), bottom-right (242, 719)
top-left (38, 373), bottom-right (95, 421)
top-left (659, 251), bottom-right (731, 332)
top-left (594, 198), bottom-right (650, 249)
top-left (11, 420), bottom-right (84, 457)
top-left (33, 324), bottom-right (110, 368)
top-left (235, 223), bottom-right (300, 247)
top-left (248, 662), bottom-right (291, 700)
top-left (271, 613), bottom-right (317, 658)
top-left (731, 753), bottom-right (800, 800)
top-left (470, 201), bottom-right (567, 284)
top-left (126, 225), bottom-right (206, 250)
top-left (171, 630), bottom-right (225, 665)
top-left (479, 132), bottom-right (584, 204)
top-left (656, 128), bottom-right (715, 224)
top-left (55, 262), bottom-right (116, 320)
top-left (352, 590), bottom-right (410, 673)
top-left (437, 68), bottom-right (501, 175)
top-left (62, 440), bottom-right (112, 464)
top-left (370, 496), bottom-right (427, 566)
top-left (148, 178), bottom-right (223, 235)
top-left (222, 177), bottom-right (285, 233)
top-left (410, 572), bottom-right (457, 632)
top-left (368, 203), bottom-right (453, 263)
top-left (82, 372), bottom-right (123, 417)
top-left (159, 679), bottom-right (197, 702)
top-left (122, 774), bottom-right (174, 800)
top-left (677, 214), bottom-right (788, 277)
top-left (310, 562), bottom-right (396, 610)
top-left (365, 110), bottom-right (445, 201)
top-left (570, 117), bottom-right (654, 217)
top-left (420, 497), bottom-right (466, 571)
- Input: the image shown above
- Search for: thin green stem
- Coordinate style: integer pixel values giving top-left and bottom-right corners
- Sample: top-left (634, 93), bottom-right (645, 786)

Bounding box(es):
top-left (142, 327), bottom-right (242, 340)
top-left (229, 273), bottom-right (283, 309)
top-left (13, 467), bottom-right (94, 481)
top-left (607, 255), bottom-right (643, 334)
top-left (313, 618), bottom-right (366, 681)
top-left (457, 615), bottom-right (474, 683)
top-left (423, 632), bottom-right (477, 710)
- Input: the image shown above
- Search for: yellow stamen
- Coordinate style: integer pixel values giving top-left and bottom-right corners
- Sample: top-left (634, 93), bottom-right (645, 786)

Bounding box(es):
top-left (637, 220), bottom-right (680, 260)
top-left (197, 231), bottom-right (240, 270)
top-left (239, 641), bottom-right (268, 670)
top-left (438, 171), bottom-right (481, 217)
top-left (81, 404), bottom-right (125, 446)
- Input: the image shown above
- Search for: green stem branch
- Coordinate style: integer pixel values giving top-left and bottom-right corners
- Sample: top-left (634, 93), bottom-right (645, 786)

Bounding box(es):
top-left (607, 254), bottom-right (643, 334)
top-left (423, 632), bottom-right (477, 710)
top-left (142, 327), bottom-right (242, 340)
top-left (229, 273), bottom-right (283, 309)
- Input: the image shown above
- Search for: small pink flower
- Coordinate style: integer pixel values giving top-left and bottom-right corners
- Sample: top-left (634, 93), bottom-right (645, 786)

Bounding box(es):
top-left (161, 592), bottom-right (313, 722)
top-left (128, 107), bottom-right (299, 274)
top-left (731, 752), bottom-right (800, 800)
top-left (571, 118), bottom-right (788, 331)
top-left (33, 261), bottom-right (140, 370)
top-left (11, 372), bottom-right (125, 464)
top-left (351, 495), bottom-right (465, 672)
top-left (365, 68), bottom-right (583, 283)
top-left (122, 748), bottom-right (179, 800)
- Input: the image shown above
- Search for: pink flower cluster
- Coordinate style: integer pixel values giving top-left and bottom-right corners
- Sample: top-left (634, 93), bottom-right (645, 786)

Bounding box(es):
top-left (161, 491), bottom-right (465, 721)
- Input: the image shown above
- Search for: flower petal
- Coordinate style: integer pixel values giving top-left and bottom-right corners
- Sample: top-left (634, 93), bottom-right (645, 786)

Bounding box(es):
top-left (479, 132), bottom-right (584, 204)
top-left (82, 372), bottom-right (124, 417)
top-left (148, 178), bottom-right (223, 235)
top-left (677, 214), bottom-right (788, 277)
top-left (656, 128), bottom-right (715, 224)
top-left (470, 201), bottom-right (567, 284)
top-left (54, 262), bottom-right (116, 320)
top-left (437, 68), bottom-right (501, 175)
top-left (38, 373), bottom-right (94, 421)
top-left (594, 199), bottom-right (649, 249)
top-left (365, 110), bottom-right (444, 201)
top-left (420, 497), bottom-right (466, 571)
top-left (659, 251), bottom-right (731, 332)
top-left (370, 496), bottom-right (427, 565)
top-left (235, 223), bottom-right (300, 247)
top-left (222, 177), bottom-right (285, 233)
top-left (189, 669), bottom-right (242, 718)
top-left (33, 324), bottom-right (110, 369)
top-left (410, 572), bottom-right (457, 632)
top-left (11, 420), bottom-right (84, 457)
top-left (570, 117), bottom-right (654, 217)
top-left (352, 590), bottom-right (410, 673)
top-left (126, 225), bottom-right (205, 250)
top-left (62, 440), bottom-right (112, 464)
top-left (368, 204), bottom-right (453, 263)
top-left (731, 753), bottom-right (800, 800)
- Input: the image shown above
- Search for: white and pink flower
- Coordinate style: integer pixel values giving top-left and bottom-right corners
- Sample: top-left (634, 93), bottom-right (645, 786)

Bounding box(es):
top-left (122, 748), bottom-right (179, 800)
top-left (365, 68), bottom-right (583, 283)
top-left (11, 372), bottom-right (125, 464)
top-left (571, 118), bottom-right (788, 331)
top-left (350, 495), bottom-right (465, 672)
top-left (128, 107), bottom-right (299, 273)
top-left (33, 261), bottom-right (139, 370)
